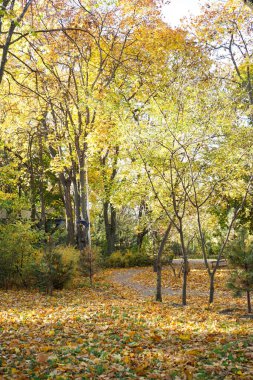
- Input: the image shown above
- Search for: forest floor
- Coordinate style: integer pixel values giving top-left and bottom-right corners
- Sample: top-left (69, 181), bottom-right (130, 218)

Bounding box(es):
top-left (0, 266), bottom-right (253, 379)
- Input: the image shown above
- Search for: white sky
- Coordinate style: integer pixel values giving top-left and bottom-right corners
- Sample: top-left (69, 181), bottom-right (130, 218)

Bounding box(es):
top-left (162, 0), bottom-right (217, 26)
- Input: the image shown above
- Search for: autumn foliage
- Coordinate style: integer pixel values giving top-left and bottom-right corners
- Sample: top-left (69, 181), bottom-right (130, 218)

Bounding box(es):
top-left (1, 0), bottom-right (253, 378)
top-left (0, 267), bottom-right (253, 379)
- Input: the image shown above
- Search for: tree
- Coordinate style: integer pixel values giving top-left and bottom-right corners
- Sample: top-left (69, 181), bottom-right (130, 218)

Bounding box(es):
top-left (227, 228), bottom-right (253, 313)
top-left (0, 0), bottom-right (34, 84)
top-left (0, 0), bottom-right (170, 251)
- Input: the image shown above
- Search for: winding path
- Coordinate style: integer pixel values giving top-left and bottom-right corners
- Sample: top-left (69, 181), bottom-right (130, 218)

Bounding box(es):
top-left (110, 268), bottom-right (178, 297)
top-left (110, 267), bottom-right (210, 297)
top-left (110, 260), bottom-right (228, 298)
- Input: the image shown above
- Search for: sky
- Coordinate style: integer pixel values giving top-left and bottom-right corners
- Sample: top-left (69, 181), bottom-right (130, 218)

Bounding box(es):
top-left (162, 0), bottom-right (217, 27)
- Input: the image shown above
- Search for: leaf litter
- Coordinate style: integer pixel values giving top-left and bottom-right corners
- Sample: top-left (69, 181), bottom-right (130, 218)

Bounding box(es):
top-left (0, 267), bottom-right (252, 379)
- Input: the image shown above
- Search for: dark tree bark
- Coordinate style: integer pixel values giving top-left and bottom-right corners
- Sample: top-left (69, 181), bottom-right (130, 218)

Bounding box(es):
top-left (27, 134), bottom-right (36, 222)
top-left (101, 146), bottom-right (119, 255)
top-left (136, 200), bottom-right (149, 251)
top-left (136, 227), bottom-right (149, 251)
top-left (209, 272), bottom-right (215, 304)
top-left (103, 201), bottom-right (117, 255)
top-left (38, 125), bottom-right (46, 231)
top-left (155, 222), bottom-right (173, 302)
top-left (178, 223), bottom-right (188, 306)
top-left (59, 175), bottom-right (75, 245)
top-left (247, 290), bottom-right (252, 313)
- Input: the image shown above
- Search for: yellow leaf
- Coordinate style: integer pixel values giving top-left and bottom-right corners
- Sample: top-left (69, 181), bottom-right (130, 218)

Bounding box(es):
top-left (187, 349), bottom-right (201, 356)
top-left (135, 362), bottom-right (149, 375)
top-left (179, 334), bottom-right (191, 341)
top-left (123, 355), bottom-right (131, 364)
top-left (41, 346), bottom-right (53, 352)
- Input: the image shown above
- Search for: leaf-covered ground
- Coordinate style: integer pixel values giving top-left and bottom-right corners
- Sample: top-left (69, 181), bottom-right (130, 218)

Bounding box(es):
top-left (0, 268), bottom-right (253, 379)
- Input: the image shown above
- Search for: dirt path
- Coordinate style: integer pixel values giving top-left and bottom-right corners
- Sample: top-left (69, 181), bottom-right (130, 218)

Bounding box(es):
top-left (110, 267), bottom-right (212, 298)
top-left (110, 268), bottom-right (178, 297)
top-left (110, 260), bottom-right (229, 298)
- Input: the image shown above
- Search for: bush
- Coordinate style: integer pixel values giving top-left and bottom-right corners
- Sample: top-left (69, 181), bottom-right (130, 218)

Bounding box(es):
top-left (54, 245), bottom-right (79, 271)
top-left (106, 250), bottom-right (151, 268)
top-left (32, 242), bottom-right (74, 294)
top-left (0, 222), bottom-right (39, 288)
top-left (79, 246), bottom-right (101, 286)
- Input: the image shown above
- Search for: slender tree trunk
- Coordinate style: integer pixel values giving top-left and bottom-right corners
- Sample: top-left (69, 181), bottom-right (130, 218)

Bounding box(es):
top-left (136, 200), bottom-right (149, 251)
top-left (65, 180), bottom-right (75, 245)
top-left (78, 151), bottom-right (90, 247)
top-left (209, 272), bottom-right (215, 304)
top-left (247, 290), bottom-right (252, 313)
top-left (156, 260), bottom-right (162, 302)
top-left (28, 139), bottom-right (36, 222)
top-left (59, 174), bottom-right (75, 245)
top-left (104, 202), bottom-right (112, 254)
top-left (85, 158), bottom-right (91, 248)
top-left (110, 204), bottom-right (116, 251)
top-left (103, 201), bottom-right (117, 255)
top-left (38, 128), bottom-right (46, 231)
top-left (39, 180), bottom-right (46, 230)
top-left (181, 263), bottom-right (188, 306)
top-left (79, 152), bottom-right (87, 220)
top-left (179, 226), bottom-right (188, 306)
top-left (155, 222), bottom-right (173, 302)
top-left (137, 228), bottom-right (149, 252)
top-left (72, 172), bottom-right (82, 247)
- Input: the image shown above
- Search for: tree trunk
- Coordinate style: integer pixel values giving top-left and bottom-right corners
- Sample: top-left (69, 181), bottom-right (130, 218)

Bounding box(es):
top-left (155, 222), bottom-right (173, 302)
top-left (72, 171), bottom-right (82, 248)
top-left (247, 290), bottom-right (252, 313)
top-left (179, 225), bottom-right (188, 306)
top-left (182, 260), bottom-right (188, 306)
top-left (64, 180), bottom-right (75, 245)
top-left (103, 201), bottom-right (116, 255)
top-left (137, 227), bottom-right (149, 252)
top-left (85, 159), bottom-right (91, 248)
top-left (110, 204), bottom-right (116, 251)
top-left (39, 180), bottom-right (46, 230)
top-left (28, 137), bottom-right (36, 222)
top-left (79, 152), bottom-right (87, 220)
top-left (59, 174), bottom-right (75, 245)
top-left (209, 272), bottom-right (215, 304)
top-left (38, 129), bottom-right (46, 231)
top-left (156, 260), bottom-right (162, 302)
top-left (136, 200), bottom-right (149, 251)
top-left (79, 151), bottom-right (89, 247)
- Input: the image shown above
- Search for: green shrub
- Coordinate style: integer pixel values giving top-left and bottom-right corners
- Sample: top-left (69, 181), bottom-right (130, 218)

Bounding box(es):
top-left (79, 246), bottom-right (101, 286)
top-left (106, 251), bottom-right (125, 267)
top-left (106, 250), bottom-right (151, 268)
top-left (54, 245), bottom-right (79, 271)
top-left (226, 228), bottom-right (253, 313)
top-left (32, 243), bottom-right (74, 294)
top-left (0, 222), bottom-right (39, 288)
